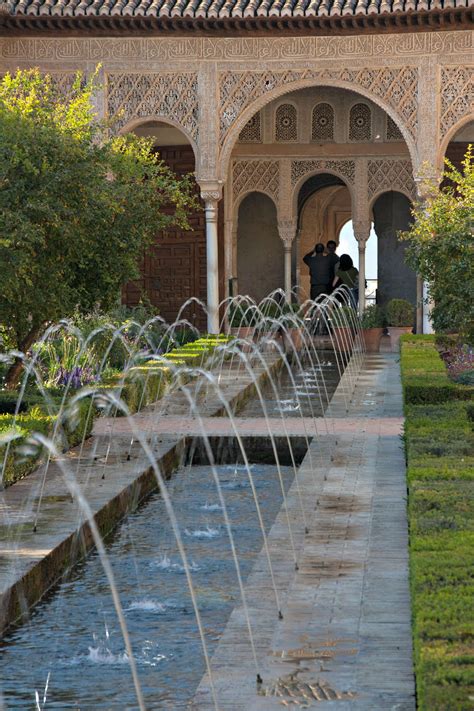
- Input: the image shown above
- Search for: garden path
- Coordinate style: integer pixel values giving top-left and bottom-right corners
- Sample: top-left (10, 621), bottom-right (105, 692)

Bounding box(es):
top-left (192, 354), bottom-right (415, 710)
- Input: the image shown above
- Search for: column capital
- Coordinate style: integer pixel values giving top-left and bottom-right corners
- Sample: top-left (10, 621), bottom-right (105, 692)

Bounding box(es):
top-left (199, 181), bottom-right (223, 204)
top-left (278, 219), bottom-right (297, 250)
top-left (352, 220), bottom-right (371, 247)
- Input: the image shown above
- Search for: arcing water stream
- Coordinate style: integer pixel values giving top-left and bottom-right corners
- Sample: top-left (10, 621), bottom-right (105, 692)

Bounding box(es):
top-left (0, 289), bottom-right (362, 709)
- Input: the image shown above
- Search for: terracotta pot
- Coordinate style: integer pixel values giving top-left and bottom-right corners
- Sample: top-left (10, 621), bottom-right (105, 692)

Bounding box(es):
top-left (230, 326), bottom-right (255, 340)
top-left (333, 326), bottom-right (354, 353)
top-left (284, 327), bottom-right (303, 352)
top-left (388, 326), bottom-right (413, 352)
top-left (362, 327), bottom-right (384, 353)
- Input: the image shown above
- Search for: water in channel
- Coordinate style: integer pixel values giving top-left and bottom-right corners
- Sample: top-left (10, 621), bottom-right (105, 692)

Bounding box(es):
top-left (0, 462), bottom-right (294, 709)
top-left (238, 351), bottom-right (339, 417)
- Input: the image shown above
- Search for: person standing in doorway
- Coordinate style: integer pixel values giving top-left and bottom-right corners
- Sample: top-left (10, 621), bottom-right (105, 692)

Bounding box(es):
top-left (303, 243), bottom-right (333, 300)
top-left (326, 240), bottom-right (340, 293)
top-left (333, 253), bottom-right (359, 307)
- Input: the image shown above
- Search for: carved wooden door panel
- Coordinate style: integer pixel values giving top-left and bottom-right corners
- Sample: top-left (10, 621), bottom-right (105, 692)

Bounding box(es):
top-left (145, 240), bottom-right (196, 325)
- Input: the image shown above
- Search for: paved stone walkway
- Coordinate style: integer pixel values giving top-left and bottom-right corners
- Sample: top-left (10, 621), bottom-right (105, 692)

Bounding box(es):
top-left (192, 354), bottom-right (415, 710)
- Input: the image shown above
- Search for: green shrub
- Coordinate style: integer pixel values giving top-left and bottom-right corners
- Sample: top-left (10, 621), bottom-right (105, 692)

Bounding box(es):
top-left (454, 370), bottom-right (474, 386)
top-left (360, 304), bottom-right (385, 329)
top-left (401, 335), bottom-right (474, 710)
top-left (0, 408), bottom-right (54, 486)
top-left (331, 305), bottom-right (357, 328)
top-left (401, 336), bottom-right (474, 404)
top-left (228, 303), bottom-right (259, 327)
top-left (386, 298), bottom-right (414, 326)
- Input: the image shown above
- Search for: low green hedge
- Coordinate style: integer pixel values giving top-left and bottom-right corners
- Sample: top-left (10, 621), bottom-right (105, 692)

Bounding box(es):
top-left (0, 397), bottom-right (94, 487)
top-left (401, 335), bottom-right (474, 404)
top-left (97, 335), bottom-right (231, 415)
top-left (401, 336), bottom-right (474, 710)
top-left (0, 335), bottom-right (232, 484)
top-left (98, 364), bottom-right (172, 415)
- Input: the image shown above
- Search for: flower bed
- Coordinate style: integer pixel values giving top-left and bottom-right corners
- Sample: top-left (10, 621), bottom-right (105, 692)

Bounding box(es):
top-left (400, 335), bottom-right (473, 404)
top-left (401, 335), bottom-right (474, 710)
top-left (1, 335), bottom-right (231, 487)
top-left (0, 398), bottom-right (93, 487)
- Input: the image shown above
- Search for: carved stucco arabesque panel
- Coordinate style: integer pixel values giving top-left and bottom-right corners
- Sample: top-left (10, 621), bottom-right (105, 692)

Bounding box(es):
top-left (1, 31), bottom-right (472, 170)
top-left (1, 31), bottom-right (471, 63)
top-left (106, 72), bottom-right (199, 138)
top-left (232, 159), bottom-right (280, 206)
top-left (291, 159), bottom-right (356, 188)
top-left (368, 159), bottom-right (417, 204)
top-left (219, 66), bottom-right (419, 146)
top-left (440, 65), bottom-right (474, 140)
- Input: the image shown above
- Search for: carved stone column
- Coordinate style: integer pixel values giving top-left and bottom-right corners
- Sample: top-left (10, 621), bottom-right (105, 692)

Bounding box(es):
top-left (200, 184), bottom-right (223, 334)
top-left (352, 160), bottom-right (371, 315)
top-left (416, 276), bottom-right (423, 334)
top-left (278, 220), bottom-right (297, 301)
top-left (353, 221), bottom-right (371, 315)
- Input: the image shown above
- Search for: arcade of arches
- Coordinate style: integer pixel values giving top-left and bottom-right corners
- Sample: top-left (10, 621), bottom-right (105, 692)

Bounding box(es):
top-left (1, 25), bottom-right (472, 332)
top-left (121, 90), bottom-right (472, 330)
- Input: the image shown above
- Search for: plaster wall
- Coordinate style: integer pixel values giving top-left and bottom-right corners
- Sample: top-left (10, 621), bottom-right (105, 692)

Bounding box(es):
top-left (373, 191), bottom-right (416, 306)
top-left (237, 193), bottom-right (284, 302)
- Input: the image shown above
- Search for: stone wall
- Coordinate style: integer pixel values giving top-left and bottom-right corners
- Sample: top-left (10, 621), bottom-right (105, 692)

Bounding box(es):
top-left (237, 193), bottom-right (284, 303)
top-left (373, 191), bottom-right (416, 307)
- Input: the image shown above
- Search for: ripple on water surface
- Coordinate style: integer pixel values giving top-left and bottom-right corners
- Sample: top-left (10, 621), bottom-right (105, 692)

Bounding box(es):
top-left (0, 463), bottom-right (294, 708)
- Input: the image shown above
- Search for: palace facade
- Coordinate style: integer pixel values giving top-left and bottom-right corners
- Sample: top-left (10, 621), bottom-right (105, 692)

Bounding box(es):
top-left (1, 2), bottom-right (473, 331)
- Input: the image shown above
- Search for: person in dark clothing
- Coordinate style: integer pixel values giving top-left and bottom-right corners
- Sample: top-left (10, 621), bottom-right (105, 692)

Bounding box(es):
top-left (303, 242), bottom-right (334, 300)
top-left (326, 240), bottom-right (340, 293)
top-left (333, 253), bottom-right (359, 307)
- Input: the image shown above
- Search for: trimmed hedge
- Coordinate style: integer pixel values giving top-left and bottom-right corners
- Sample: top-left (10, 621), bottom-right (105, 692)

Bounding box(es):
top-left (401, 336), bottom-right (474, 710)
top-left (97, 335), bottom-right (231, 415)
top-left (401, 335), bottom-right (474, 404)
top-left (0, 397), bottom-right (94, 487)
top-left (0, 335), bottom-right (232, 485)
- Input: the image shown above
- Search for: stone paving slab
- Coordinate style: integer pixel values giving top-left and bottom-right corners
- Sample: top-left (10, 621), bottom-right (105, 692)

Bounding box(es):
top-left (94, 415), bottom-right (403, 438)
top-left (192, 354), bottom-right (415, 710)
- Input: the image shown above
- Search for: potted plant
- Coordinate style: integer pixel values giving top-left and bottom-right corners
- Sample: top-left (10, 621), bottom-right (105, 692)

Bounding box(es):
top-left (228, 303), bottom-right (258, 341)
top-left (360, 304), bottom-right (385, 353)
top-left (330, 305), bottom-right (356, 354)
top-left (386, 298), bottom-right (414, 352)
top-left (280, 304), bottom-right (304, 351)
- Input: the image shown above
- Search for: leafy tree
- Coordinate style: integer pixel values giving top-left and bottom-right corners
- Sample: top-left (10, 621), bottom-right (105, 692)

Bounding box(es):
top-left (401, 146), bottom-right (474, 342)
top-left (0, 69), bottom-right (197, 387)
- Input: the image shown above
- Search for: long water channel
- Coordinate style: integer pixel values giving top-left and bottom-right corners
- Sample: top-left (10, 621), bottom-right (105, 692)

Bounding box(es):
top-left (1, 355), bottom-right (339, 709)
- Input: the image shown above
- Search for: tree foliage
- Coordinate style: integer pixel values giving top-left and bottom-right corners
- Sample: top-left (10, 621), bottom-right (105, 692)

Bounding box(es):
top-left (0, 68), bottom-right (197, 380)
top-left (401, 147), bottom-right (474, 342)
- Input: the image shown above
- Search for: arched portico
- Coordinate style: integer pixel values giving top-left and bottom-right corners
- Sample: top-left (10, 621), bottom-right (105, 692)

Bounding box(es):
top-left (123, 118), bottom-right (214, 330)
top-left (4, 22), bottom-right (471, 333)
top-left (119, 116), bottom-right (200, 160)
top-left (226, 84), bottom-right (420, 314)
top-left (218, 75), bottom-right (419, 181)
